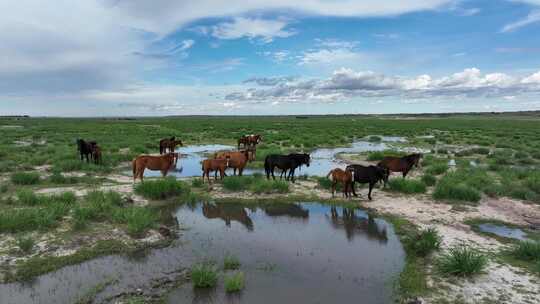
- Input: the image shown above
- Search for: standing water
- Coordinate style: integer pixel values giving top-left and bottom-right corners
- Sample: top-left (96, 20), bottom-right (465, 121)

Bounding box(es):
top-left (0, 202), bottom-right (405, 304)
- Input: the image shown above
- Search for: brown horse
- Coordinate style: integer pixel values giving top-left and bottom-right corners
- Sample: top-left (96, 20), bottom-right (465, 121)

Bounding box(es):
top-left (377, 153), bottom-right (422, 186)
top-left (92, 145), bottom-right (102, 165)
top-left (159, 137), bottom-right (183, 154)
top-left (215, 149), bottom-right (250, 176)
top-left (132, 153), bottom-right (176, 182)
top-left (202, 157), bottom-right (230, 183)
top-left (327, 168), bottom-right (354, 198)
top-left (238, 134), bottom-right (262, 148)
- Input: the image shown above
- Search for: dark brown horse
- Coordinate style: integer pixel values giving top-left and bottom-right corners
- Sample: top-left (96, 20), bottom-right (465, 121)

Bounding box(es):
top-left (76, 139), bottom-right (97, 163)
top-left (132, 153), bottom-right (176, 182)
top-left (238, 134), bottom-right (262, 148)
top-left (377, 153), bottom-right (423, 186)
top-left (215, 150), bottom-right (250, 176)
top-left (159, 137), bottom-right (183, 154)
top-left (346, 164), bottom-right (388, 200)
top-left (327, 168), bottom-right (354, 198)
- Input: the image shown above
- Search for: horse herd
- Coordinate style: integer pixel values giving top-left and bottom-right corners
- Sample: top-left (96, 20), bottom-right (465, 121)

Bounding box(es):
top-left (76, 135), bottom-right (423, 201)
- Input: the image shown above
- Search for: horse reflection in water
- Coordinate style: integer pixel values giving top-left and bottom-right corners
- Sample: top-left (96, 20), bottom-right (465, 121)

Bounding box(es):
top-left (202, 203), bottom-right (254, 231)
top-left (328, 207), bottom-right (388, 242)
top-left (263, 203), bottom-right (309, 219)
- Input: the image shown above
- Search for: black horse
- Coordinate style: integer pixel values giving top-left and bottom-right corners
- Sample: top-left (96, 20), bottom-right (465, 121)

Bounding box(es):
top-left (264, 153), bottom-right (310, 183)
top-left (345, 164), bottom-right (388, 200)
top-left (76, 139), bottom-right (97, 163)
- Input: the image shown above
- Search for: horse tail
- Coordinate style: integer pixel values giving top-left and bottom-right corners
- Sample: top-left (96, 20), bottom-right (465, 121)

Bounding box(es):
top-left (132, 158), bottom-right (137, 176)
top-left (326, 169), bottom-right (334, 179)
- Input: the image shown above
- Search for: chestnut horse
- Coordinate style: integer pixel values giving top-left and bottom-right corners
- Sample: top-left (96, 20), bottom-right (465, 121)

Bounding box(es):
top-left (159, 137), bottom-right (183, 154)
top-left (215, 149), bottom-right (250, 176)
top-left (327, 168), bottom-right (354, 198)
top-left (132, 153), bottom-right (176, 182)
top-left (202, 157), bottom-right (230, 183)
top-left (238, 134), bottom-right (262, 148)
top-left (377, 153), bottom-right (422, 186)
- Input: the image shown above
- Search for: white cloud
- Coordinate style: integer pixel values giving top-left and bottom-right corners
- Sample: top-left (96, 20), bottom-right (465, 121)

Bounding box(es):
top-left (208, 17), bottom-right (296, 43)
top-left (501, 10), bottom-right (540, 32)
top-left (225, 68), bottom-right (540, 104)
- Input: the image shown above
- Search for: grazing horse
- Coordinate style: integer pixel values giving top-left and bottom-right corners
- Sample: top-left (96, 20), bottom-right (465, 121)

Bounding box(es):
top-left (238, 134), bottom-right (262, 148)
top-left (92, 145), bottom-right (102, 165)
top-left (201, 157), bottom-right (230, 183)
top-left (215, 149), bottom-right (250, 176)
top-left (346, 164), bottom-right (388, 200)
top-left (377, 153), bottom-right (423, 185)
top-left (159, 137), bottom-right (183, 154)
top-left (264, 153), bottom-right (310, 183)
top-left (132, 153), bottom-right (176, 182)
top-left (76, 139), bottom-right (97, 163)
top-left (327, 168), bottom-right (354, 198)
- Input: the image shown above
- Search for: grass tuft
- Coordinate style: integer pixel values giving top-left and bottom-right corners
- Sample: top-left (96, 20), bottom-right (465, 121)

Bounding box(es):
top-left (409, 228), bottom-right (441, 257)
top-left (388, 178), bottom-right (426, 194)
top-left (223, 255), bottom-right (241, 270)
top-left (11, 172), bottom-right (40, 185)
top-left (510, 241), bottom-right (540, 261)
top-left (224, 272), bottom-right (245, 293)
top-left (421, 174), bottom-right (437, 187)
top-left (134, 177), bottom-right (190, 200)
top-left (16, 235), bottom-right (35, 254)
top-left (191, 263), bottom-right (218, 288)
top-left (436, 246), bottom-right (487, 276)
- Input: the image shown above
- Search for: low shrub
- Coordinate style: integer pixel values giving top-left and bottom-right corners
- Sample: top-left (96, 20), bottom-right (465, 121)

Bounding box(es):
top-left (388, 179), bottom-right (426, 194)
top-left (191, 263), bottom-right (218, 288)
top-left (425, 164), bottom-right (448, 176)
top-left (224, 272), bottom-right (245, 293)
top-left (11, 172), bottom-right (40, 185)
top-left (436, 246), bottom-right (487, 276)
top-left (134, 177), bottom-right (190, 200)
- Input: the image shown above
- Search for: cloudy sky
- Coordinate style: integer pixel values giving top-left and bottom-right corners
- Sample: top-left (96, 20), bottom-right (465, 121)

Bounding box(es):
top-left (1, 0), bottom-right (540, 116)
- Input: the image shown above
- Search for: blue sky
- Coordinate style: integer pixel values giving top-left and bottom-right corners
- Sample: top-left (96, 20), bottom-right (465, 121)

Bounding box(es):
top-left (1, 0), bottom-right (540, 116)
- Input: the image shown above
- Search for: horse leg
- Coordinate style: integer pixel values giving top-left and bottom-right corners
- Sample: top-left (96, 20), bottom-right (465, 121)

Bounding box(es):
top-left (290, 168), bottom-right (296, 183)
top-left (271, 166), bottom-right (276, 180)
top-left (351, 181), bottom-right (358, 197)
top-left (403, 169), bottom-right (409, 178)
top-left (331, 181), bottom-right (335, 197)
top-left (368, 182), bottom-right (374, 200)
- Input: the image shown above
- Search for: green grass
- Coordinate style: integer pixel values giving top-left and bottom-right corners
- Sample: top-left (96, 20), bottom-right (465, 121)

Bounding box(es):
top-left (224, 272), bottom-right (245, 293)
top-left (11, 172), bottom-right (40, 185)
top-left (408, 228), bottom-right (442, 257)
top-left (366, 150), bottom-right (406, 161)
top-left (249, 178), bottom-right (289, 194)
top-left (134, 177), bottom-right (190, 200)
top-left (112, 207), bottom-right (157, 237)
top-left (0, 202), bottom-right (70, 233)
top-left (421, 174), bottom-right (437, 186)
top-left (425, 163), bottom-right (448, 175)
top-left (436, 246), bottom-right (487, 277)
top-left (433, 171), bottom-right (483, 203)
top-left (510, 241), bottom-right (540, 261)
top-left (222, 176), bottom-right (253, 191)
top-left (223, 255), bottom-right (241, 270)
top-left (191, 263), bottom-right (218, 288)
top-left (16, 235), bottom-right (35, 254)
top-left (387, 178), bottom-right (426, 194)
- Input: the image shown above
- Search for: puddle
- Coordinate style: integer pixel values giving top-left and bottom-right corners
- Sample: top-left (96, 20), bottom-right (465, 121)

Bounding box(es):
top-left (0, 202), bottom-right (405, 304)
top-left (128, 141), bottom-right (428, 178)
top-left (477, 223), bottom-right (529, 241)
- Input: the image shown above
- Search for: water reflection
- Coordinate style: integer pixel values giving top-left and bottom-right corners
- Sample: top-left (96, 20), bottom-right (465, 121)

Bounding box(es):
top-left (202, 203), bottom-right (254, 231)
top-left (327, 207), bottom-right (388, 243)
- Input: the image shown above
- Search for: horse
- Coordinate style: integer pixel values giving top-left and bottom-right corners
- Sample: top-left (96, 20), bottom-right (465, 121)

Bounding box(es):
top-left (264, 153), bottom-right (310, 183)
top-left (214, 149), bottom-right (250, 176)
top-left (377, 153), bottom-right (423, 185)
top-left (238, 134), bottom-right (262, 148)
top-left (76, 139), bottom-right (97, 163)
top-left (327, 168), bottom-right (354, 198)
top-left (345, 164), bottom-right (388, 200)
top-left (202, 203), bottom-right (253, 231)
top-left (202, 157), bottom-right (230, 183)
top-left (159, 137), bottom-right (183, 154)
top-left (92, 145), bottom-right (102, 165)
top-left (132, 153), bottom-right (176, 182)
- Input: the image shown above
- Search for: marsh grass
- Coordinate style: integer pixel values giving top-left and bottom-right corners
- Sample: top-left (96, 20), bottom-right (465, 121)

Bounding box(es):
top-left (11, 172), bottom-right (40, 185)
top-left (224, 272), bottom-right (245, 293)
top-left (134, 177), bottom-right (190, 200)
top-left (0, 201), bottom-right (70, 233)
top-left (510, 241), bottom-right (540, 261)
top-left (366, 150), bottom-right (406, 161)
top-left (249, 178), bottom-right (289, 194)
top-left (408, 228), bottom-right (441, 257)
top-left (112, 207), bottom-right (156, 237)
top-left (16, 235), bottom-right (35, 254)
top-left (191, 263), bottom-right (218, 288)
top-left (433, 171), bottom-right (483, 203)
top-left (421, 174), bottom-right (437, 187)
top-left (223, 255), bottom-right (241, 270)
top-left (436, 246), bottom-right (487, 276)
top-left (222, 176), bottom-right (253, 191)
top-left (388, 178), bottom-right (426, 194)
top-left (425, 163), bottom-right (448, 175)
